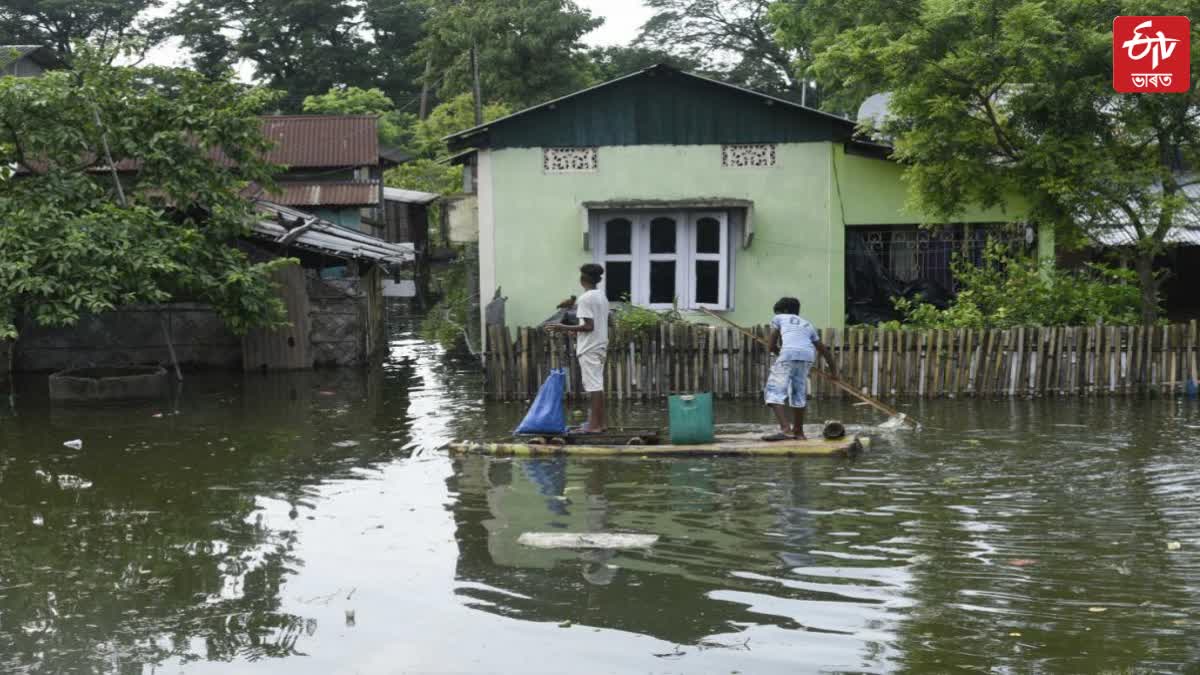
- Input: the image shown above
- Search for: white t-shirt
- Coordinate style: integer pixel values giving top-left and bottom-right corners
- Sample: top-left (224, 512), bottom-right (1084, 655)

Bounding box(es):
top-left (575, 289), bottom-right (609, 355)
top-left (771, 313), bottom-right (820, 362)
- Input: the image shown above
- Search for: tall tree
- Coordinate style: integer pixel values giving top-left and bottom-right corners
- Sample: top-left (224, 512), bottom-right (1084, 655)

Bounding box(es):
top-left (365, 0), bottom-right (428, 107)
top-left (0, 47), bottom-right (292, 339)
top-left (416, 0), bottom-right (602, 108)
top-left (778, 0), bottom-right (1200, 324)
top-left (165, 0), bottom-right (378, 109)
top-left (587, 45), bottom-right (705, 81)
top-left (0, 0), bottom-right (162, 59)
top-left (637, 0), bottom-right (812, 100)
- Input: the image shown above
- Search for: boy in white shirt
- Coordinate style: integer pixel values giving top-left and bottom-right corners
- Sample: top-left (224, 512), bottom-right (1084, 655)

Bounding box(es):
top-left (546, 264), bottom-right (609, 433)
top-left (763, 297), bottom-right (837, 441)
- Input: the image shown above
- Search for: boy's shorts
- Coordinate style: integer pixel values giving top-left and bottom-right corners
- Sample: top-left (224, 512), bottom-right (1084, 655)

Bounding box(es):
top-left (764, 359), bottom-right (812, 408)
top-left (579, 348), bottom-right (606, 393)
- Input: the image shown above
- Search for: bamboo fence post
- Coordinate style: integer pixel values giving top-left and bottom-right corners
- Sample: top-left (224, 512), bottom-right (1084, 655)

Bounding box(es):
top-left (1185, 319), bottom-right (1195, 389)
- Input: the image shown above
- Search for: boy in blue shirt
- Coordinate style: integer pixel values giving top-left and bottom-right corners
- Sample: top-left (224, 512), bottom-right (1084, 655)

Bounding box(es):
top-left (762, 297), bottom-right (838, 441)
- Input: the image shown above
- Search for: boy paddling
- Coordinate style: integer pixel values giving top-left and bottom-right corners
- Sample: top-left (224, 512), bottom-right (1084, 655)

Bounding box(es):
top-left (546, 264), bottom-right (609, 433)
top-left (762, 297), bottom-right (837, 441)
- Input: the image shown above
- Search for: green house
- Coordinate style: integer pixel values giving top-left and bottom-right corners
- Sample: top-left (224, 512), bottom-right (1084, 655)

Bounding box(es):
top-left (445, 65), bottom-right (1051, 333)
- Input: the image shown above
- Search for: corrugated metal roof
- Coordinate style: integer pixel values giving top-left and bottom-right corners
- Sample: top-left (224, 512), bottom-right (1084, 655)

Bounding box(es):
top-left (1092, 181), bottom-right (1200, 246)
top-left (252, 180), bottom-right (380, 207)
top-left (255, 116), bottom-right (379, 167)
top-left (251, 201), bottom-right (414, 265)
top-left (1095, 226), bottom-right (1200, 246)
top-left (383, 187), bottom-right (439, 205)
top-left (444, 64), bottom-right (857, 151)
top-left (0, 45), bottom-right (58, 70)
top-left (108, 115), bottom-right (380, 172)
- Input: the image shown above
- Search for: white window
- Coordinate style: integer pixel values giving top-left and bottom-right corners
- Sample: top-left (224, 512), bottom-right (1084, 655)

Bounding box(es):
top-left (593, 211), bottom-right (731, 310)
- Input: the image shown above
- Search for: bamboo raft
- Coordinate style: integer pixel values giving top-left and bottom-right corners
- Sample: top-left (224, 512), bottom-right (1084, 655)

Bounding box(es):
top-left (446, 433), bottom-right (868, 457)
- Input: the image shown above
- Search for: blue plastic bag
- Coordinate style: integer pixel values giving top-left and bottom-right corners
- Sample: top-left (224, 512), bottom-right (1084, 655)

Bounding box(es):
top-left (515, 368), bottom-right (567, 435)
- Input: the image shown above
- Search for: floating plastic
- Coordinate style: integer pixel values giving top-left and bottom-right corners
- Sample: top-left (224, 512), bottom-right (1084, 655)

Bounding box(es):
top-left (63, 439), bottom-right (82, 450)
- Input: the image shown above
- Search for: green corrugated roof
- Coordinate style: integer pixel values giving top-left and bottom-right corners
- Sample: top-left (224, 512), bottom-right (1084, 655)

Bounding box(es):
top-left (445, 64), bottom-right (857, 151)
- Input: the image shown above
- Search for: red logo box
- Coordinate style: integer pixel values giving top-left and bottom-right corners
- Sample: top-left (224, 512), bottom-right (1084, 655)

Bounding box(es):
top-left (1113, 16), bottom-right (1190, 93)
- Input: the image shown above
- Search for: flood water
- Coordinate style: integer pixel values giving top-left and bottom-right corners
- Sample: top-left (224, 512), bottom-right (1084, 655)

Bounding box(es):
top-left (2, 304), bottom-right (1199, 674)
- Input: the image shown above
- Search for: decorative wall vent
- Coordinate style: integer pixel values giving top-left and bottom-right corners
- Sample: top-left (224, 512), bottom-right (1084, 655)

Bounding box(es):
top-left (721, 144), bottom-right (777, 168)
top-left (543, 147), bottom-right (598, 173)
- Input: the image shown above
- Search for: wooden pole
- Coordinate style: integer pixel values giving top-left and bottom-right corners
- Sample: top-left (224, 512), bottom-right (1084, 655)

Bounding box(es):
top-left (698, 308), bottom-right (917, 426)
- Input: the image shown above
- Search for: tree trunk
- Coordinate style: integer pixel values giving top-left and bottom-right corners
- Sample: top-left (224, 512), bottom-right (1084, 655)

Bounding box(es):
top-left (470, 42), bottom-right (483, 126)
top-left (1134, 252), bottom-right (1159, 326)
top-left (418, 56), bottom-right (432, 120)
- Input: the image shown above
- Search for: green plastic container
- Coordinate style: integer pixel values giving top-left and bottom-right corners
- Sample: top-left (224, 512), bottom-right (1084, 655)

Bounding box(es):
top-left (669, 393), bottom-right (715, 444)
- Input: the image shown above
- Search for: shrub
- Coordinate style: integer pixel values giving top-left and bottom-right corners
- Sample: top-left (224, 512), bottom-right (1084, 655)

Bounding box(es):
top-left (611, 297), bottom-right (685, 338)
top-left (893, 241), bottom-right (1145, 329)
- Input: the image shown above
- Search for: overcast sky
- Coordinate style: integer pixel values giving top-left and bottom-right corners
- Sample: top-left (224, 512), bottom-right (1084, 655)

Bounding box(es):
top-left (577, 0), bottom-right (652, 47)
top-left (143, 1), bottom-right (651, 72)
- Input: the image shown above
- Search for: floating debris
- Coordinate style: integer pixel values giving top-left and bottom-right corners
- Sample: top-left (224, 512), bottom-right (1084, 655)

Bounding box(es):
top-left (518, 532), bottom-right (659, 549)
top-left (63, 439), bottom-right (82, 450)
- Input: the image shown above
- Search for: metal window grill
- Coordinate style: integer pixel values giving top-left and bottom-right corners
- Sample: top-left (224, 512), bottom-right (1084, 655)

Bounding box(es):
top-left (850, 225), bottom-right (1022, 293)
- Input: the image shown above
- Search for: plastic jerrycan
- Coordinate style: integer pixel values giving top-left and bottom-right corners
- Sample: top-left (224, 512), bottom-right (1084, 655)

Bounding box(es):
top-left (669, 393), bottom-right (714, 444)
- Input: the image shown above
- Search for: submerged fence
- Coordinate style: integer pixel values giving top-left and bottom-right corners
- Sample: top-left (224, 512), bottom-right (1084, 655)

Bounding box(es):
top-left (484, 322), bottom-right (1200, 401)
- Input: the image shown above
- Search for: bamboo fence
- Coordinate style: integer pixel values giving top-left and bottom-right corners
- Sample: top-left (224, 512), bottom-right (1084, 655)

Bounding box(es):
top-left (484, 321), bottom-right (1200, 402)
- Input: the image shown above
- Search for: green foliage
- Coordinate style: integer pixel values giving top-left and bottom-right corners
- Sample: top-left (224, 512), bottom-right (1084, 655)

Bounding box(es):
top-left (165, 0), bottom-right (381, 108)
top-left (775, 0), bottom-right (1200, 323)
top-left (384, 94), bottom-right (512, 198)
top-left (416, 0), bottom-right (602, 108)
top-left (611, 297), bottom-right (685, 339)
top-left (420, 255), bottom-right (474, 349)
top-left (586, 46), bottom-right (705, 82)
top-left (0, 48), bottom-right (292, 338)
top-left (892, 242), bottom-right (1144, 330)
top-left (409, 93), bottom-right (511, 158)
top-left (0, 0), bottom-right (162, 58)
top-left (301, 86), bottom-right (415, 148)
top-left (639, 0), bottom-right (808, 100)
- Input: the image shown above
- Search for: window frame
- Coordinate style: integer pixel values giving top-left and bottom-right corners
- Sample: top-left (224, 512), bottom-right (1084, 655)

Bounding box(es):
top-left (593, 210), bottom-right (731, 311)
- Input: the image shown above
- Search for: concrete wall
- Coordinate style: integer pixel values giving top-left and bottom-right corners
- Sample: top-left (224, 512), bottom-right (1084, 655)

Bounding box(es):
top-left (307, 275), bottom-right (370, 367)
top-left (13, 270), bottom-right (388, 373)
top-left (831, 146), bottom-right (1052, 263)
top-left (14, 304), bottom-right (241, 373)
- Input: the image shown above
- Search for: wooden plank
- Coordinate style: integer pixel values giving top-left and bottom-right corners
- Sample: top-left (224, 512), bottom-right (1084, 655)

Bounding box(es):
top-left (242, 265), bottom-right (312, 372)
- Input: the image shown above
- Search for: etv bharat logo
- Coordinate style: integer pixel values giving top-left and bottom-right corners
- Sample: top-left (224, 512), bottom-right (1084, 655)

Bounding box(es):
top-left (1113, 16), bottom-right (1190, 93)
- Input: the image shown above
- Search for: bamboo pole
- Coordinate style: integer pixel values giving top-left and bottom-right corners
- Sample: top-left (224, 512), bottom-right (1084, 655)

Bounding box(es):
top-left (698, 309), bottom-right (916, 425)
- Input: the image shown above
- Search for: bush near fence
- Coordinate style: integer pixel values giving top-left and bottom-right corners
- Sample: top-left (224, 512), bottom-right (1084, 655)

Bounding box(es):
top-left (484, 322), bottom-right (1200, 401)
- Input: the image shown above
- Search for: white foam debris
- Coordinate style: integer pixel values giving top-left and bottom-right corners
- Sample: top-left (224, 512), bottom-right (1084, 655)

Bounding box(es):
top-left (517, 532), bottom-right (660, 550)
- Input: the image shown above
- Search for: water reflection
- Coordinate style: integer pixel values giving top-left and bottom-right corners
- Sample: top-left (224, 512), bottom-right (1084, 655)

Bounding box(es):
top-left (2, 303), bottom-right (1200, 673)
top-left (448, 454), bottom-right (906, 664)
top-left (0, 358), bottom-right (414, 672)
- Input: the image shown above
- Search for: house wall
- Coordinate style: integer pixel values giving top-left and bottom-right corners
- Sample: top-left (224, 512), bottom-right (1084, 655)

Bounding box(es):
top-left (480, 142), bottom-right (1051, 334)
top-left (313, 207), bottom-right (362, 228)
top-left (483, 142), bottom-right (840, 330)
top-left (833, 147), bottom-right (1054, 261)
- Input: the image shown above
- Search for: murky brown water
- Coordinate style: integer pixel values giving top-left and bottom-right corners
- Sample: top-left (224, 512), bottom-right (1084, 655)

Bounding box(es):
top-left (2, 303), bottom-right (1199, 673)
